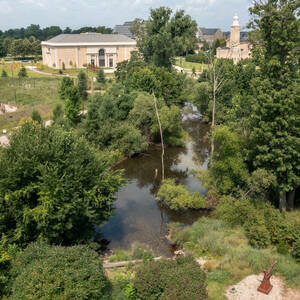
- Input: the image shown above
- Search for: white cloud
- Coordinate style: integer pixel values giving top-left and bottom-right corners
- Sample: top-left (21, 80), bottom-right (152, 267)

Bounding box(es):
top-left (0, 0), bottom-right (12, 13)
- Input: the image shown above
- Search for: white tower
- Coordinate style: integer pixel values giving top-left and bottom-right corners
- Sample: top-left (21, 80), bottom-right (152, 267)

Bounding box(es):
top-left (229, 14), bottom-right (240, 47)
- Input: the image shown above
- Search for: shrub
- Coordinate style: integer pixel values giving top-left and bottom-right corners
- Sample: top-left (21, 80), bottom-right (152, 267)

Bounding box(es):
top-left (77, 70), bottom-right (88, 100)
top-left (58, 77), bottom-right (74, 100)
top-left (97, 69), bottom-right (106, 83)
top-left (31, 110), bottom-right (43, 124)
top-left (9, 242), bottom-right (112, 299)
top-left (186, 52), bottom-right (208, 64)
top-left (1, 69), bottom-right (7, 77)
top-left (245, 222), bottom-right (271, 249)
top-left (18, 65), bottom-right (27, 78)
top-left (292, 238), bottom-right (300, 262)
top-left (62, 62), bottom-right (66, 70)
top-left (133, 256), bottom-right (208, 300)
top-left (156, 179), bottom-right (205, 211)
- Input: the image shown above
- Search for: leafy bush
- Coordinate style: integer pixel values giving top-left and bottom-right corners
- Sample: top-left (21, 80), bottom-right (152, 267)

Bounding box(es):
top-left (1, 69), bottom-right (7, 77)
top-left (157, 179), bottom-right (205, 211)
top-left (245, 221), bottom-right (271, 249)
top-left (97, 69), bottom-right (106, 83)
top-left (18, 65), bottom-right (27, 78)
top-left (58, 77), bottom-right (73, 100)
top-left (0, 123), bottom-right (123, 247)
top-left (77, 70), bottom-right (88, 100)
top-left (186, 52), bottom-right (208, 64)
top-left (292, 238), bottom-right (300, 262)
top-left (133, 256), bottom-right (208, 300)
top-left (9, 242), bottom-right (112, 299)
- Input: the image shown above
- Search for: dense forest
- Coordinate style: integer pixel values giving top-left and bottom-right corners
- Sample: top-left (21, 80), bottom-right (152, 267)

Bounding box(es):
top-left (0, 1), bottom-right (299, 299)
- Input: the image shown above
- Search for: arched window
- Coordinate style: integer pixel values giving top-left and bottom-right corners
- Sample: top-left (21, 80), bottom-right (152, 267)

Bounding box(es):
top-left (99, 49), bottom-right (105, 67)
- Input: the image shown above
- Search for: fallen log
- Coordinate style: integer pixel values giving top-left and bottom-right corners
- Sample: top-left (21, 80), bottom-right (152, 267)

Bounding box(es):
top-left (103, 256), bottom-right (162, 269)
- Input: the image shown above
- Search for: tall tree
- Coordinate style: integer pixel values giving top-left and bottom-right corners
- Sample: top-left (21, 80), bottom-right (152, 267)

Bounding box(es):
top-left (248, 0), bottom-right (300, 210)
top-left (0, 123), bottom-right (123, 246)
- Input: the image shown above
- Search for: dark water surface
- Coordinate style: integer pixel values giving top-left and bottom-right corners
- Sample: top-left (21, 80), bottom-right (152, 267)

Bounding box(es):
top-left (101, 107), bottom-right (210, 255)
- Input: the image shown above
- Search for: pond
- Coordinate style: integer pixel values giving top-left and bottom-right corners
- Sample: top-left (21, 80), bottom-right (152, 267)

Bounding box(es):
top-left (101, 105), bottom-right (210, 256)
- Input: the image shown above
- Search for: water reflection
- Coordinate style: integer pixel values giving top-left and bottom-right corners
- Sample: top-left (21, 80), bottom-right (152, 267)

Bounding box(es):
top-left (100, 109), bottom-right (210, 255)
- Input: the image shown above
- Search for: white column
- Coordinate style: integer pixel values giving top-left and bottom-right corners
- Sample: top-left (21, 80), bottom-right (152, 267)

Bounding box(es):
top-left (76, 48), bottom-right (79, 68)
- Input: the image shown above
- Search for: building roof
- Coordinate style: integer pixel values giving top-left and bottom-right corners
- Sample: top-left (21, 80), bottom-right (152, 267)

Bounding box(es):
top-left (114, 25), bottom-right (134, 39)
top-left (199, 28), bottom-right (221, 36)
top-left (42, 33), bottom-right (136, 46)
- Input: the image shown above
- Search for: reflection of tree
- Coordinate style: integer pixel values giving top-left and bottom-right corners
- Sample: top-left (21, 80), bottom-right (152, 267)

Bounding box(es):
top-left (184, 120), bottom-right (209, 167)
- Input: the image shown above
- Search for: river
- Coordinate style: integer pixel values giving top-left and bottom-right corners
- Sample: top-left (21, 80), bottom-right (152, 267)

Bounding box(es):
top-left (101, 105), bottom-right (210, 256)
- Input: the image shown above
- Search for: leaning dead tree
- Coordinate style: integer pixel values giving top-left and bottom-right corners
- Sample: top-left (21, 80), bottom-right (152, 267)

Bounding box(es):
top-left (205, 52), bottom-right (227, 162)
top-left (153, 93), bottom-right (165, 181)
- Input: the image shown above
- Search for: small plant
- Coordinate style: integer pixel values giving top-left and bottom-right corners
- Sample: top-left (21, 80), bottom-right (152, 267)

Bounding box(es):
top-left (69, 60), bottom-right (73, 67)
top-left (1, 69), bottom-right (8, 77)
top-left (62, 62), bottom-right (66, 70)
top-left (97, 69), bottom-right (106, 83)
top-left (31, 110), bottom-right (43, 125)
top-left (1, 58), bottom-right (5, 65)
top-left (52, 63), bottom-right (56, 68)
top-left (292, 238), bottom-right (300, 262)
top-left (18, 65), bottom-right (27, 78)
top-left (124, 283), bottom-right (136, 300)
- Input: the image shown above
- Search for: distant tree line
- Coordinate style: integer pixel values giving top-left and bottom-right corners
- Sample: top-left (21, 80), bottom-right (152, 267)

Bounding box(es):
top-left (0, 24), bottom-right (113, 58)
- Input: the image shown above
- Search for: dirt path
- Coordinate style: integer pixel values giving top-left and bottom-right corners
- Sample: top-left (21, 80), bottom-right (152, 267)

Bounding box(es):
top-left (226, 275), bottom-right (300, 300)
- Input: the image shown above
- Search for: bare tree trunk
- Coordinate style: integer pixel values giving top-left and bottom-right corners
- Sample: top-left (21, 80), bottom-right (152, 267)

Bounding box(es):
top-left (153, 94), bottom-right (165, 181)
top-left (279, 191), bottom-right (287, 212)
top-left (287, 189), bottom-right (295, 211)
top-left (210, 81), bottom-right (216, 161)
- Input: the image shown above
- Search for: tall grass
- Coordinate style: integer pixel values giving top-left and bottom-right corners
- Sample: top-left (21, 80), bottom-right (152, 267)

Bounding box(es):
top-left (169, 217), bottom-right (300, 299)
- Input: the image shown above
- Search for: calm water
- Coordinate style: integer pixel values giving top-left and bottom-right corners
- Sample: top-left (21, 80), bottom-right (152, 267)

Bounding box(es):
top-left (101, 106), bottom-right (210, 255)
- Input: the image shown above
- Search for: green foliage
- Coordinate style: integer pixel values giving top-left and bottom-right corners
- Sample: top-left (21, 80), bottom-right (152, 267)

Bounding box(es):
top-left (52, 104), bottom-right (64, 123)
top-left (64, 85), bottom-right (82, 125)
top-left (0, 122), bottom-right (123, 247)
top-left (170, 217), bottom-right (300, 290)
top-left (292, 238), bottom-right (300, 263)
top-left (211, 126), bottom-right (249, 194)
top-left (248, 0), bottom-right (300, 202)
top-left (214, 196), bottom-right (300, 251)
top-left (58, 77), bottom-right (73, 100)
top-left (110, 122), bottom-right (148, 157)
top-left (97, 68), bottom-right (106, 83)
top-left (62, 61), bottom-right (65, 70)
top-left (77, 70), bottom-right (88, 100)
top-left (124, 283), bottom-right (137, 300)
top-left (186, 52), bottom-right (208, 64)
top-left (9, 242), bottom-right (111, 300)
top-left (1, 69), bottom-right (7, 77)
top-left (133, 256), bottom-right (208, 300)
top-left (31, 110), bottom-right (42, 124)
top-left (138, 7), bottom-right (197, 68)
top-left (18, 65), bottom-right (27, 78)
top-left (156, 179), bottom-right (205, 211)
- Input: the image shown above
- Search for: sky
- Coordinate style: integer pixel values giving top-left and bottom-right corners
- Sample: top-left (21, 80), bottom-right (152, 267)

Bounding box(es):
top-left (0, 0), bottom-right (251, 31)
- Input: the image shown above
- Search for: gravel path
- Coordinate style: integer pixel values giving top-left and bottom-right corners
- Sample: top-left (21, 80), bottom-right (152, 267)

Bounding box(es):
top-left (226, 275), bottom-right (300, 300)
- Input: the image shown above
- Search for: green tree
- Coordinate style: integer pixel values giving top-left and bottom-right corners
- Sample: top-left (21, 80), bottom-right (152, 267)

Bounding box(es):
top-left (64, 85), bottom-right (82, 125)
top-left (138, 7), bottom-right (174, 68)
top-left (52, 104), bottom-right (64, 124)
top-left (96, 68), bottom-right (106, 83)
top-left (18, 65), bottom-right (27, 78)
top-left (248, 0), bottom-right (300, 210)
top-left (58, 77), bottom-right (74, 100)
top-left (77, 70), bottom-right (88, 100)
top-left (169, 9), bottom-right (198, 56)
top-left (0, 123), bottom-right (123, 247)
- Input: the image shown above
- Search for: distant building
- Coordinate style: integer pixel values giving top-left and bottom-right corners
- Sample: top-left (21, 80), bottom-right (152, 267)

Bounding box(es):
top-left (114, 21), bottom-right (135, 39)
top-left (216, 15), bottom-right (251, 63)
top-left (41, 33), bottom-right (136, 69)
top-left (197, 27), bottom-right (223, 45)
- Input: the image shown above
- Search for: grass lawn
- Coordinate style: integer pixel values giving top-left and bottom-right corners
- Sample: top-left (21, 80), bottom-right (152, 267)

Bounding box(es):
top-left (0, 62), bottom-right (55, 78)
top-left (36, 64), bottom-right (114, 78)
top-left (175, 57), bottom-right (208, 72)
top-left (0, 77), bottom-right (64, 132)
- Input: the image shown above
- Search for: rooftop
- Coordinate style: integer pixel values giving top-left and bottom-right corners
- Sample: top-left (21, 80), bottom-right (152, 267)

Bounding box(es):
top-left (42, 33), bottom-right (136, 45)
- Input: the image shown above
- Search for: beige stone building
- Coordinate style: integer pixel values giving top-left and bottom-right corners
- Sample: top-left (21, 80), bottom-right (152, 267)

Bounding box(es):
top-left (41, 33), bottom-right (136, 69)
top-left (216, 15), bottom-right (251, 63)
